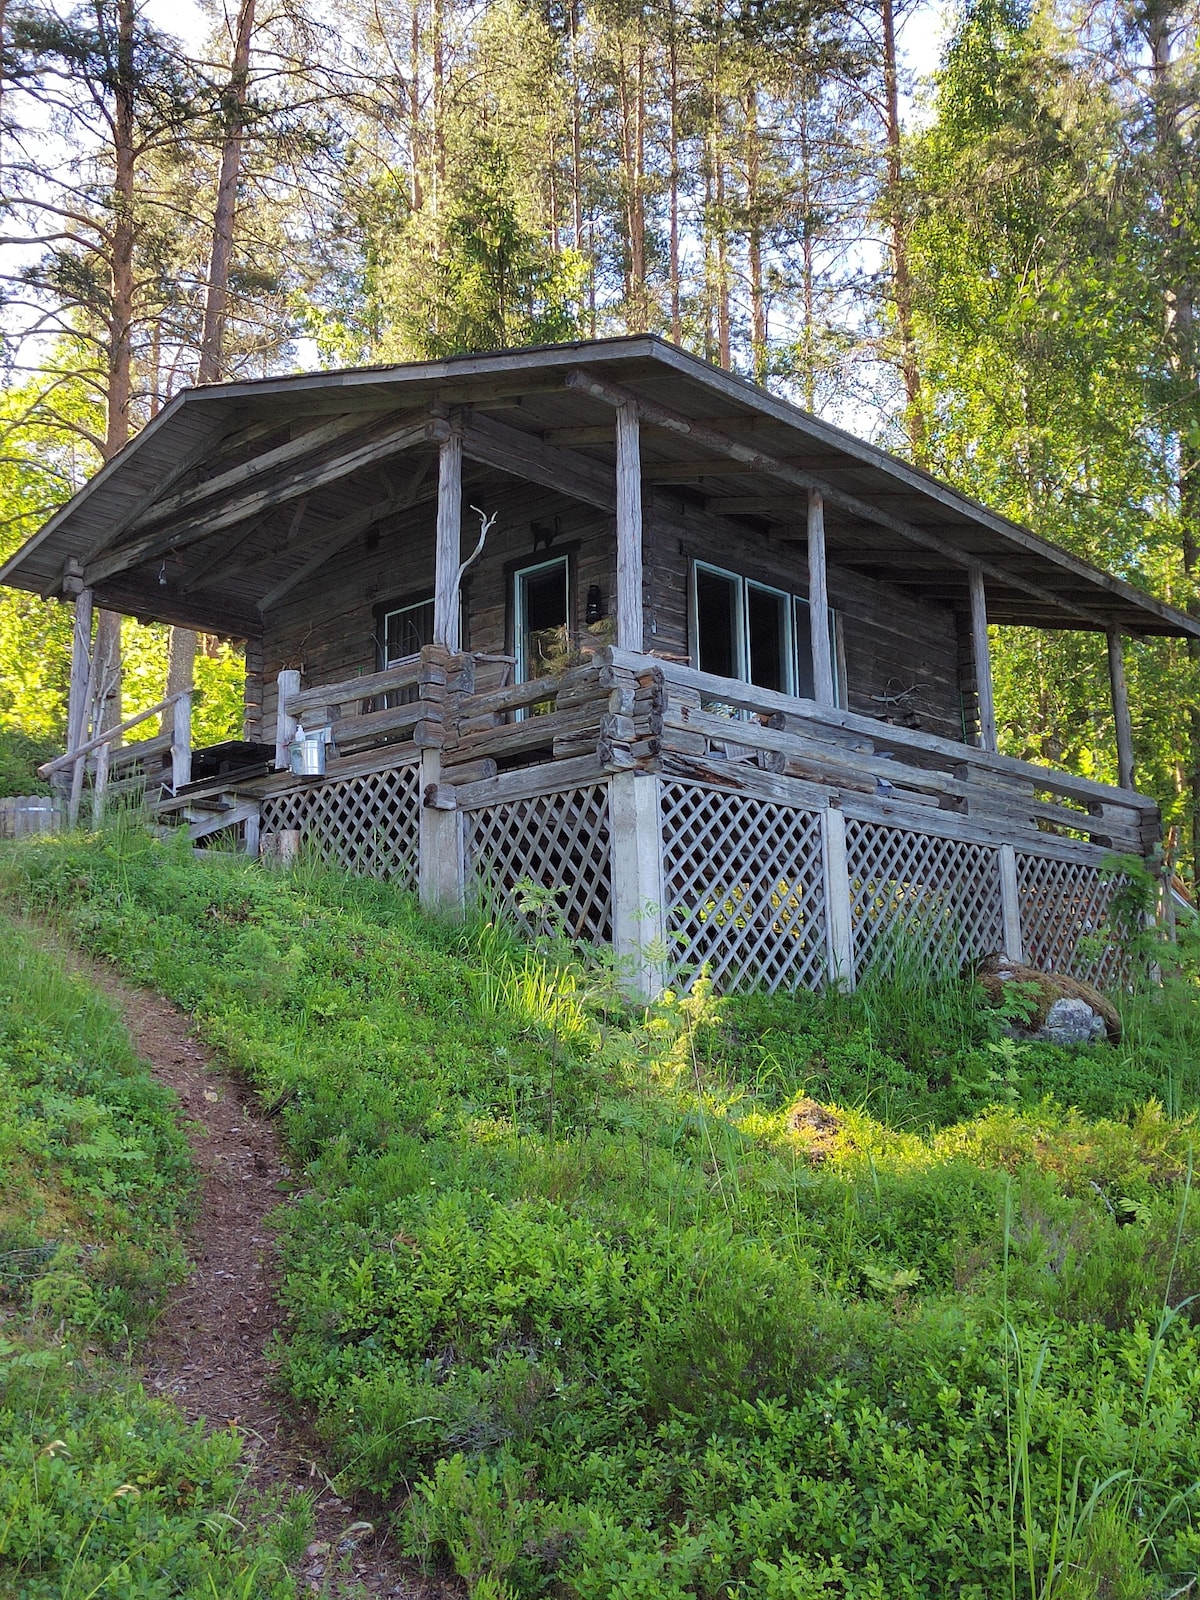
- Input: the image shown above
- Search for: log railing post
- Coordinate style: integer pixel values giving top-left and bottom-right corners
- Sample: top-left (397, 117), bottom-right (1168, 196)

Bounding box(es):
top-left (821, 803), bottom-right (855, 989)
top-left (807, 490), bottom-right (835, 706)
top-left (614, 403), bottom-right (644, 653)
top-left (172, 690), bottom-right (193, 792)
top-left (275, 668), bottom-right (301, 769)
top-left (968, 565), bottom-right (998, 753)
top-left (1107, 626), bottom-right (1135, 791)
top-left (609, 768), bottom-right (666, 1000)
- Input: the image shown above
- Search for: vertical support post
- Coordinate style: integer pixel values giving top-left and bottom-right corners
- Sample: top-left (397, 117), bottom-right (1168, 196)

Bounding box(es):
top-left (807, 490), bottom-right (835, 706)
top-left (614, 402), bottom-right (644, 653)
top-left (275, 668), bottom-right (300, 769)
top-left (1107, 625), bottom-right (1135, 791)
top-left (968, 565), bottom-right (998, 753)
top-left (418, 749), bottom-right (465, 913)
top-left (609, 768), bottom-right (666, 1000)
top-left (67, 583), bottom-right (93, 755)
top-left (998, 842), bottom-right (1024, 963)
top-left (821, 803), bottom-right (854, 989)
top-left (243, 808), bottom-right (260, 858)
top-left (172, 690), bottom-right (193, 792)
top-left (433, 430), bottom-right (463, 651)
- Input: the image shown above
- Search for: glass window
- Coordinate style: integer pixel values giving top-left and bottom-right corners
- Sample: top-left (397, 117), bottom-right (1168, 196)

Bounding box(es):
top-left (691, 561), bottom-right (840, 705)
top-left (514, 557), bottom-right (570, 701)
top-left (379, 596), bottom-right (433, 707)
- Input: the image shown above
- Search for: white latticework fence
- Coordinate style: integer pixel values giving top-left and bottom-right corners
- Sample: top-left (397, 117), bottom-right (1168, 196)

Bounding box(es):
top-left (659, 781), bottom-right (828, 991)
top-left (259, 763), bottom-right (421, 889)
top-left (844, 820), bottom-right (1005, 974)
top-left (1016, 851), bottom-right (1132, 988)
top-left (464, 782), bottom-right (613, 942)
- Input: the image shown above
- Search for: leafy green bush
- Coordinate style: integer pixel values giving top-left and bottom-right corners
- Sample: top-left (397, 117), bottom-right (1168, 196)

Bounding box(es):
top-left (0, 728), bottom-right (56, 798)
top-left (4, 830), bottom-right (1200, 1598)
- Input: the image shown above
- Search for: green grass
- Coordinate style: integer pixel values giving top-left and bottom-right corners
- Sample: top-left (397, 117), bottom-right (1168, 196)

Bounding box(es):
top-left (0, 907), bottom-right (305, 1598)
top-left (4, 822), bottom-right (1200, 1598)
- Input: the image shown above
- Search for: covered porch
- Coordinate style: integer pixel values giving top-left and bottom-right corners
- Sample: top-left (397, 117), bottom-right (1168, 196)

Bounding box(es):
top-left (2, 337), bottom-right (1193, 994)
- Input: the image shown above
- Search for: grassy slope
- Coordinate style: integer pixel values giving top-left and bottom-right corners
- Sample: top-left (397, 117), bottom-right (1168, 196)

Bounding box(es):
top-left (3, 823), bottom-right (1200, 1600)
top-left (0, 911), bottom-right (304, 1598)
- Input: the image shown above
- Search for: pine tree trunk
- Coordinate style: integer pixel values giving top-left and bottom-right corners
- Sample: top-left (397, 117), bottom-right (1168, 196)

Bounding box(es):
top-left (880, 0), bottom-right (926, 460)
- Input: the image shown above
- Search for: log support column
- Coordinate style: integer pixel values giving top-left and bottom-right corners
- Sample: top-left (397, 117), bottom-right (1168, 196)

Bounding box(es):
top-left (969, 565), bottom-right (998, 753)
top-left (433, 429), bottom-right (463, 651)
top-left (63, 560), bottom-right (93, 758)
top-left (807, 491), bottom-right (835, 706)
top-left (1107, 626), bottom-right (1135, 791)
top-left (610, 767), bottom-right (665, 1001)
top-left (615, 402), bottom-right (643, 652)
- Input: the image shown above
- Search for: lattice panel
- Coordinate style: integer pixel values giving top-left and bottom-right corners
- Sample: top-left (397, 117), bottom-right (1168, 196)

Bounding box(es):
top-left (660, 782), bottom-right (827, 992)
top-left (1016, 852), bottom-right (1132, 988)
top-left (259, 763), bottom-right (420, 889)
top-left (465, 784), bottom-right (612, 942)
top-left (845, 820), bottom-right (1004, 974)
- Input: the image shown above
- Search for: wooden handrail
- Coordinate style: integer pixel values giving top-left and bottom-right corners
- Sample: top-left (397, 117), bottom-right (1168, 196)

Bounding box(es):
top-left (38, 692), bottom-right (191, 777)
top-left (605, 649), bottom-right (1157, 818)
top-left (284, 655), bottom-right (423, 719)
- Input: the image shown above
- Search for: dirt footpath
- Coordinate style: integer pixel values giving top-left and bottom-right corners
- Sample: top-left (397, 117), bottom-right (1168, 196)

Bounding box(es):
top-left (38, 927), bottom-right (444, 1599)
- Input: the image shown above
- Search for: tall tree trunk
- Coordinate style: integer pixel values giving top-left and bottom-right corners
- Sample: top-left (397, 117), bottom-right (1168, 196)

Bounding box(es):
top-left (880, 0), bottom-right (926, 460)
top-left (410, 4), bottom-right (423, 210)
top-left (745, 84), bottom-right (767, 384)
top-left (175, 0), bottom-right (256, 739)
top-left (198, 0), bottom-right (254, 384)
top-left (97, 0), bottom-right (138, 736)
top-left (668, 0), bottom-right (681, 344)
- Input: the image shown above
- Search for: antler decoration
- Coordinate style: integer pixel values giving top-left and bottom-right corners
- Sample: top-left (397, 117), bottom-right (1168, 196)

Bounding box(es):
top-left (458, 505), bottom-right (497, 586)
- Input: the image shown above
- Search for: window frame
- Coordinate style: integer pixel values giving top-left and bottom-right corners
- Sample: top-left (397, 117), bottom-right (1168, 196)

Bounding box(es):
top-left (512, 553), bottom-right (572, 685)
top-left (689, 559), bottom-right (842, 706)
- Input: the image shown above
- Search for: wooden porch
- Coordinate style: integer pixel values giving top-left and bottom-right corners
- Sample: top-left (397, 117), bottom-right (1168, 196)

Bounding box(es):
top-left (150, 641), bottom-right (1151, 997)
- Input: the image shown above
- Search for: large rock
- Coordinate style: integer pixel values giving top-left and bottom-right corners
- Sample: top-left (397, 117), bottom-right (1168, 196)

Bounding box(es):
top-left (973, 953), bottom-right (1122, 1045)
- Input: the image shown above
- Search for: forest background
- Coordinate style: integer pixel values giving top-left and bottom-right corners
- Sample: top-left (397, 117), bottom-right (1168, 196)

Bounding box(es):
top-left (0, 0), bottom-right (1197, 873)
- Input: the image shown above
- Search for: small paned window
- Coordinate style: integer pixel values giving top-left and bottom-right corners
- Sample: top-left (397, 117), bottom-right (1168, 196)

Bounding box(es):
top-left (379, 595), bottom-right (433, 706)
top-left (690, 561), bottom-right (841, 705)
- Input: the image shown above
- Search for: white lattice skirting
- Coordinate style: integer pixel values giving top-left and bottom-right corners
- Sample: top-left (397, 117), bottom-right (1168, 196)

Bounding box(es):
top-left (660, 780), bottom-right (828, 992)
top-left (1016, 850), bottom-right (1132, 988)
top-left (259, 763), bottom-right (421, 890)
top-left (464, 783), bottom-right (613, 942)
top-left (845, 819), bottom-right (1005, 974)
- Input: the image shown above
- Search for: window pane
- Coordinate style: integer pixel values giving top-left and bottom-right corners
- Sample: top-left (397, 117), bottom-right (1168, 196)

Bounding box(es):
top-left (747, 583), bottom-right (789, 693)
top-left (794, 599), bottom-right (814, 698)
top-left (518, 559), bottom-right (570, 682)
top-left (384, 599), bottom-right (434, 664)
top-left (695, 566), bottom-right (739, 678)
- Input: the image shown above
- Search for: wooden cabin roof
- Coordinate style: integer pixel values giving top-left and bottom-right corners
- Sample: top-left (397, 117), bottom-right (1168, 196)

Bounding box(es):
top-left (3, 334), bottom-right (1197, 641)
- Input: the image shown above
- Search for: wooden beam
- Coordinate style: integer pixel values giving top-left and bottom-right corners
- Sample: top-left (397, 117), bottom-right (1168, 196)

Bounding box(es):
top-left (615, 402), bottom-right (643, 652)
top-left (459, 413), bottom-right (616, 511)
top-left (566, 368), bottom-right (1111, 630)
top-left (124, 411), bottom-right (379, 536)
top-left (85, 417), bottom-right (433, 585)
top-left (969, 565), bottom-right (998, 753)
top-left (1108, 625), bottom-right (1135, 790)
top-left (434, 429), bottom-right (463, 649)
top-left (807, 491), bottom-right (835, 707)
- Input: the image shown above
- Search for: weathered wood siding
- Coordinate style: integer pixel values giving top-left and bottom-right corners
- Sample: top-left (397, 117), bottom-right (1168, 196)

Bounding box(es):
top-left (643, 494), bottom-right (966, 742)
top-left (261, 482), bottom-right (616, 732)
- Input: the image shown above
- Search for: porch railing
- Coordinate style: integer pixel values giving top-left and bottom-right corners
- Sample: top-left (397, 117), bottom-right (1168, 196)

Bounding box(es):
top-left (39, 690), bottom-right (192, 827)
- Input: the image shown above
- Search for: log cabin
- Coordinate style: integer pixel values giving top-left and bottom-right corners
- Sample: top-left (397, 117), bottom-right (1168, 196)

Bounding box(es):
top-left (3, 335), bottom-right (1196, 996)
